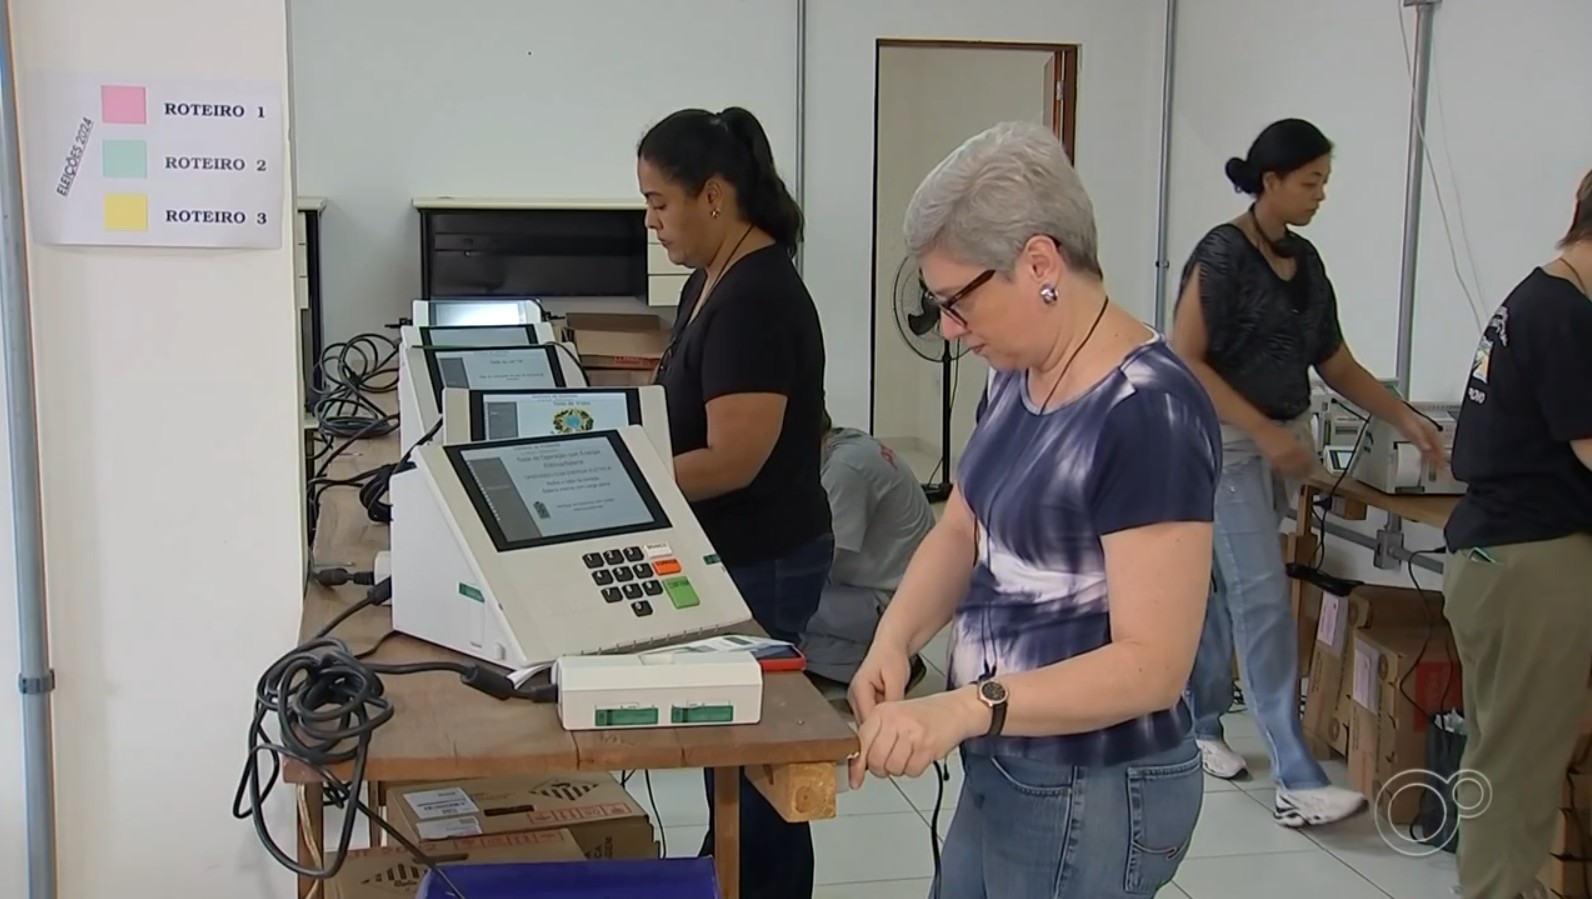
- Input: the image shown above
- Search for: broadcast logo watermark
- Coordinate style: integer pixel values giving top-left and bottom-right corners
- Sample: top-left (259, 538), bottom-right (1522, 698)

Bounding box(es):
top-left (1374, 768), bottom-right (1491, 857)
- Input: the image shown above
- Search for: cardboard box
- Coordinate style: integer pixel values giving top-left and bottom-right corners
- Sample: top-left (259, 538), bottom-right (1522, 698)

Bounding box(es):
top-left (1539, 852), bottom-right (1590, 898)
top-left (562, 312), bottom-right (670, 376)
top-left (389, 773), bottom-right (656, 860)
top-left (329, 830), bottom-right (586, 899)
top-left (1303, 585), bottom-right (1445, 758)
top-left (1348, 626), bottom-right (1463, 826)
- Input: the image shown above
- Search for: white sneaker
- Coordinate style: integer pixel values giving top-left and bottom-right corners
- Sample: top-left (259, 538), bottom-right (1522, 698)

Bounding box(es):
top-left (1196, 738), bottom-right (1248, 779)
top-left (1274, 785), bottom-right (1365, 827)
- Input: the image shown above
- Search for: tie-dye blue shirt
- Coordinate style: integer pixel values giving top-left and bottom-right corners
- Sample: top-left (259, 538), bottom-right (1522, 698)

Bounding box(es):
top-left (952, 339), bottom-right (1220, 767)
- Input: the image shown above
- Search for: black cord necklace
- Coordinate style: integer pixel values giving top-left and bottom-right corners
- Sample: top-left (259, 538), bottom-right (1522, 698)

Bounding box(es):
top-left (1248, 205), bottom-right (1299, 260)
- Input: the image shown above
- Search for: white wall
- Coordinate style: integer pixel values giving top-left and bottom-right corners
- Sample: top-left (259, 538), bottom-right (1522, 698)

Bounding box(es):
top-left (1166, 0), bottom-right (1592, 584)
top-left (289, 0), bottom-right (799, 345)
top-left (3, 1), bottom-right (303, 897)
top-left (806, 0), bottom-right (1166, 429)
top-left (872, 45), bottom-right (1051, 466)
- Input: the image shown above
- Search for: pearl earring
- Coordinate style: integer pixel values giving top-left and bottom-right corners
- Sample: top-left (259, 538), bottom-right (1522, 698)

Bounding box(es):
top-left (711, 208), bottom-right (720, 219)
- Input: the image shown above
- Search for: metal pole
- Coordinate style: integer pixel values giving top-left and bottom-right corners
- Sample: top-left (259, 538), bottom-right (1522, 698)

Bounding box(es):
top-left (1394, 0), bottom-right (1440, 398)
top-left (792, 0), bottom-right (807, 274)
top-left (1151, 0), bottom-right (1179, 331)
top-left (1, 0), bottom-right (58, 895)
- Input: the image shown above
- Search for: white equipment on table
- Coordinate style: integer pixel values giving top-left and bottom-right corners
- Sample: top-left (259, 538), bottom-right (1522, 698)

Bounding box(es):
top-left (553, 652), bottom-right (763, 731)
top-left (412, 297), bottom-right (544, 328)
top-left (1309, 377), bottom-right (1402, 455)
top-left (402, 323), bottom-right (559, 348)
top-left (440, 385), bottom-right (672, 459)
top-left (1348, 403), bottom-right (1465, 495)
top-left (390, 426), bottom-right (752, 667)
top-left (397, 344), bottom-right (586, 451)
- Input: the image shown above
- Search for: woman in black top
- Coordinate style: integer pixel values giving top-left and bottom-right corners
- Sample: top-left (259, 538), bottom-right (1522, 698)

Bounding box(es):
top-left (637, 106), bottom-right (832, 899)
top-left (1440, 168), bottom-right (1592, 899)
top-left (1170, 119), bottom-right (1441, 827)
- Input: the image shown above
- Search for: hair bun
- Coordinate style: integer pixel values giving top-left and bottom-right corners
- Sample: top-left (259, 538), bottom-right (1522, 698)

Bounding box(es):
top-left (1225, 157), bottom-right (1260, 194)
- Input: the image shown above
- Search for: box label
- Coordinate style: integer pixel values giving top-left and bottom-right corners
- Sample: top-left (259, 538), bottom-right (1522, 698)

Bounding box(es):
top-left (1317, 592), bottom-right (1342, 650)
top-left (1352, 638), bottom-right (1380, 714)
top-left (416, 815), bottom-right (484, 841)
top-left (404, 786), bottom-right (480, 820)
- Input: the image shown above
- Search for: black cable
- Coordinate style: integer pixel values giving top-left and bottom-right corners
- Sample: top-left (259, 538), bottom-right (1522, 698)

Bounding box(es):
top-left (929, 759), bottom-right (949, 899)
top-left (236, 579), bottom-right (530, 890)
top-left (313, 333), bottom-right (401, 440)
top-left (641, 770), bottom-right (668, 857)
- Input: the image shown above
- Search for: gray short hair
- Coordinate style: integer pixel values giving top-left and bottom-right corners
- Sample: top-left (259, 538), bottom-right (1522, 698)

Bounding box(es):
top-left (903, 121), bottom-right (1101, 278)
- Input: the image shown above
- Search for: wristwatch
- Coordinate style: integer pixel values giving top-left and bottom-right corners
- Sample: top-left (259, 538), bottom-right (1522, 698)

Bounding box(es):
top-left (975, 678), bottom-right (1009, 737)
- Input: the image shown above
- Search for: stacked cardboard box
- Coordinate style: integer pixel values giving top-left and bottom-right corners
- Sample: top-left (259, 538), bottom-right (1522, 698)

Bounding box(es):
top-left (1348, 625), bottom-right (1462, 825)
top-left (388, 772), bottom-right (657, 861)
top-left (329, 829), bottom-right (587, 899)
top-left (1537, 698), bottom-right (1592, 897)
top-left (559, 312), bottom-right (669, 386)
top-left (1303, 585), bottom-right (1445, 759)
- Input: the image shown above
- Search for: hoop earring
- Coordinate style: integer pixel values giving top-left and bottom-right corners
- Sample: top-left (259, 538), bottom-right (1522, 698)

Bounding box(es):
top-left (1040, 285), bottom-right (1059, 305)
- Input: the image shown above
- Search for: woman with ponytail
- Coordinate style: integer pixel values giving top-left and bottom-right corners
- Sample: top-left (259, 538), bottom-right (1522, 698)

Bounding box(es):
top-left (637, 107), bottom-right (830, 899)
top-left (1169, 118), bottom-right (1441, 828)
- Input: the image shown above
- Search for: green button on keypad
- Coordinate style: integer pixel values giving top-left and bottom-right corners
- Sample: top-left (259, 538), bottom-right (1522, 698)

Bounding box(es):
top-left (663, 577), bottom-right (700, 610)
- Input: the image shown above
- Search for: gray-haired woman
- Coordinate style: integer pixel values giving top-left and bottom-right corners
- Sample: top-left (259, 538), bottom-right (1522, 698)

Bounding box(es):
top-left (846, 121), bottom-right (1218, 897)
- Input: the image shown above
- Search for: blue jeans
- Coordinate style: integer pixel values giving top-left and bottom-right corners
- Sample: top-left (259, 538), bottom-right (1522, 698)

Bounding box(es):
top-left (936, 738), bottom-right (1203, 898)
top-left (1187, 455), bottom-right (1328, 790)
top-left (699, 534), bottom-right (834, 899)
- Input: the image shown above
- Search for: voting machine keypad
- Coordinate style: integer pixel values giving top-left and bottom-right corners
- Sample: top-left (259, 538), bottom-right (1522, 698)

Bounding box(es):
top-left (583, 545), bottom-right (701, 617)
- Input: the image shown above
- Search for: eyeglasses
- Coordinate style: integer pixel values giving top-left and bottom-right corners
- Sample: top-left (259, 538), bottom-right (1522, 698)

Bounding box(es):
top-left (933, 269), bottom-right (996, 326)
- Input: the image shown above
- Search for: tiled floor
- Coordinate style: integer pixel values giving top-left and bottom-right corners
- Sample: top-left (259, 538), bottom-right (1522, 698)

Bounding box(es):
top-left (624, 629), bottom-right (1461, 899)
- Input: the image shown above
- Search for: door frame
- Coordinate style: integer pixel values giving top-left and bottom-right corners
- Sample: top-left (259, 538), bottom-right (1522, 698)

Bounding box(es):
top-left (867, 39), bottom-right (1080, 433)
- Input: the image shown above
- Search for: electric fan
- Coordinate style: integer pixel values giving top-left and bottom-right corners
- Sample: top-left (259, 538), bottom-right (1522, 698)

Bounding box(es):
top-left (891, 257), bottom-right (970, 503)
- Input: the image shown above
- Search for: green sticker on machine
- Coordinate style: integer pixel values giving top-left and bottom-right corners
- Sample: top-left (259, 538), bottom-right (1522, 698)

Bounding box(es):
top-left (703, 553), bottom-right (720, 566)
top-left (663, 577), bottom-right (700, 610)
top-left (458, 583), bottom-right (484, 603)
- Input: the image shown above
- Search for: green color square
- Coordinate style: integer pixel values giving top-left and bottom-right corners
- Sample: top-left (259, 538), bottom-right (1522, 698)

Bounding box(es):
top-left (458, 583), bottom-right (484, 603)
top-left (102, 140), bottom-right (147, 179)
top-left (663, 577), bottom-right (700, 610)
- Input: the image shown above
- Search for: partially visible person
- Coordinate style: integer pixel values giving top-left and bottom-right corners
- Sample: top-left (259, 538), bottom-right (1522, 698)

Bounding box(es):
top-left (800, 411), bottom-right (936, 686)
top-left (848, 121), bottom-right (1219, 899)
top-left (637, 106), bottom-right (831, 899)
top-left (1443, 167), bottom-right (1592, 899)
top-left (1170, 118), bottom-right (1442, 827)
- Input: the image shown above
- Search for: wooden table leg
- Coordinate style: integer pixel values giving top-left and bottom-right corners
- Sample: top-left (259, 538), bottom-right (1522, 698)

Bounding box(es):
top-left (712, 766), bottom-right (741, 899)
top-left (298, 782), bottom-right (325, 899)
top-left (368, 780), bottom-right (385, 847)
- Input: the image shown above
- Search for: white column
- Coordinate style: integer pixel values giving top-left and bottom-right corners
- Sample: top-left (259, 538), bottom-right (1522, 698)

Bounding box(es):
top-left (3, 1), bottom-right (301, 896)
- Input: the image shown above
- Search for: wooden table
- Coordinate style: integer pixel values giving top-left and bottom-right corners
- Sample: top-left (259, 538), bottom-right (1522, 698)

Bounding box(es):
top-left (1302, 470), bottom-right (1460, 531)
top-left (1282, 469), bottom-right (1460, 743)
top-left (291, 427), bottom-right (858, 899)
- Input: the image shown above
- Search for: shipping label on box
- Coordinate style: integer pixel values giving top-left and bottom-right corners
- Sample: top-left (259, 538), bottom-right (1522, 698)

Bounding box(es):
top-left (1352, 637), bottom-right (1381, 714)
top-left (1317, 591), bottom-right (1347, 653)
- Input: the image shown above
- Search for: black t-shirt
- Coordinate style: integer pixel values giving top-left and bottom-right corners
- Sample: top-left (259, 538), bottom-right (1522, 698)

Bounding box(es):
top-left (1445, 268), bottom-right (1592, 551)
top-left (1179, 224), bottom-right (1345, 420)
top-left (655, 245), bottom-right (832, 565)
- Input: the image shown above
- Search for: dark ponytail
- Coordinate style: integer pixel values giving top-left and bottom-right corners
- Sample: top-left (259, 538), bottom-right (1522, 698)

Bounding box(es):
top-left (638, 106), bottom-right (804, 252)
top-left (1226, 118), bottom-right (1333, 197)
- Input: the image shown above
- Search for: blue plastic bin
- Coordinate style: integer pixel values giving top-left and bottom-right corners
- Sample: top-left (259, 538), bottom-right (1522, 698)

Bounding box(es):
top-left (415, 857), bottom-right (721, 899)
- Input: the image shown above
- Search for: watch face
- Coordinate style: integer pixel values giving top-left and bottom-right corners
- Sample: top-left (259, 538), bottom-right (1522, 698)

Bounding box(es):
top-left (979, 680), bottom-right (1008, 704)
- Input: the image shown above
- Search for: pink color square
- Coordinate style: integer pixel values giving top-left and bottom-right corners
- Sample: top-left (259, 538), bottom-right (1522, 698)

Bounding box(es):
top-left (100, 85), bottom-right (147, 125)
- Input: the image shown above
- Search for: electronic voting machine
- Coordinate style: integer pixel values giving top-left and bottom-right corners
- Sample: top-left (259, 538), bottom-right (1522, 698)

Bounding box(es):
top-left (411, 297), bottom-right (544, 327)
top-left (440, 386), bottom-right (672, 459)
top-left (397, 345), bottom-right (586, 451)
top-left (392, 427), bottom-right (751, 666)
top-left (402, 323), bottom-right (559, 348)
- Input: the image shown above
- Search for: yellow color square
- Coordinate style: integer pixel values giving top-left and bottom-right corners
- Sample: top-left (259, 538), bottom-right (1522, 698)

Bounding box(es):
top-left (103, 193), bottom-right (148, 232)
